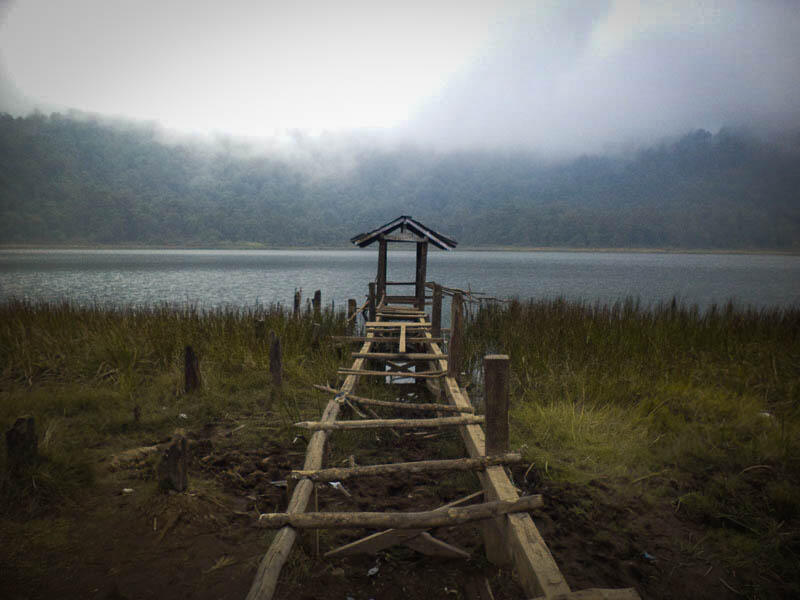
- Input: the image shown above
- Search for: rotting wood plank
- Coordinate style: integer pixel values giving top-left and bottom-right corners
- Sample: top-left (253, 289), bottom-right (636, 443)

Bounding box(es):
top-left (257, 495), bottom-right (542, 529)
top-left (294, 415), bottom-right (485, 431)
top-left (337, 368), bottom-right (445, 379)
top-left (421, 328), bottom-right (572, 599)
top-left (351, 352), bottom-right (446, 360)
top-left (325, 491), bottom-right (484, 558)
top-left (245, 335), bottom-right (374, 600)
top-left (288, 453), bottom-right (522, 481)
top-left (312, 384), bottom-right (473, 413)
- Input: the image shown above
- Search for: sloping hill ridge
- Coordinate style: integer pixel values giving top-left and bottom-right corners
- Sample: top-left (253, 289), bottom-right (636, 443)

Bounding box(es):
top-left (1, 112), bottom-right (799, 249)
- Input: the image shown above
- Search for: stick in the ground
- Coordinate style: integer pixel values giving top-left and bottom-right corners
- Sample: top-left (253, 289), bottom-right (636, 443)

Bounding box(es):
top-left (289, 453), bottom-right (522, 482)
top-left (258, 495), bottom-right (542, 529)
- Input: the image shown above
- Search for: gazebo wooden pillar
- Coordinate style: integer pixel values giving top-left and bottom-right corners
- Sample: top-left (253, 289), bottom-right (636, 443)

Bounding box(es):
top-left (352, 216), bottom-right (457, 309)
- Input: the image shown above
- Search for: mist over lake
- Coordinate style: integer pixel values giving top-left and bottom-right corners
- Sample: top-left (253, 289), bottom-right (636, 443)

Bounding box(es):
top-left (1, 249), bottom-right (797, 311)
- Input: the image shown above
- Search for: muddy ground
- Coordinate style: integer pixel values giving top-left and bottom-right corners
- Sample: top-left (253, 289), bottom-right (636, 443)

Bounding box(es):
top-left (1, 409), bottom-right (754, 600)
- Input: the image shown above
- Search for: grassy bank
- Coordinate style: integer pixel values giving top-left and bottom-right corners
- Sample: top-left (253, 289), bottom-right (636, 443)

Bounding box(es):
top-left (0, 300), bottom-right (349, 513)
top-left (464, 298), bottom-right (800, 596)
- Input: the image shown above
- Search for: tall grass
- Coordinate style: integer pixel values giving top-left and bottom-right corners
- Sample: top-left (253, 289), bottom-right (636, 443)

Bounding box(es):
top-left (464, 297), bottom-right (800, 592)
top-left (0, 299), bottom-right (349, 512)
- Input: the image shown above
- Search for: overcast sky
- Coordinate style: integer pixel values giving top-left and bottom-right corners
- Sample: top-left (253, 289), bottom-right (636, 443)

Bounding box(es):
top-left (1, 0), bottom-right (798, 156)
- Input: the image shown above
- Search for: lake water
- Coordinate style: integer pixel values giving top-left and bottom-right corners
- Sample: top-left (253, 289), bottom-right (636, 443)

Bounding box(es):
top-left (0, 249), bottom-right (798, 312)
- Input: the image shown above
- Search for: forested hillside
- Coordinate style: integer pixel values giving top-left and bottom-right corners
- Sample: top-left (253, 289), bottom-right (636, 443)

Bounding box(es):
top-left (1, 112), bottom-right (798, 248)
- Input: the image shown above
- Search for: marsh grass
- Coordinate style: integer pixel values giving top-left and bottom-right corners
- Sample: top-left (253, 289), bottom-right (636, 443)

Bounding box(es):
top-left (464, 297), bottom-right (800, 592)
top-left (0, 299), bottom-right (349, 514)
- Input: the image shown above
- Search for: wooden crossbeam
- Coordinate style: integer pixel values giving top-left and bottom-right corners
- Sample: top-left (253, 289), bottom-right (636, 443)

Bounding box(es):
top-left (289, 453), bottom-right (522, 482)
top-left (351, 352), bottom-right (447, 360)
top-left (312, 384), bottom-right (472, 413)
top-left (366, 321), bottom-right (430, 328)
top-left (294, 415), bottom-right (485, 431)
top-left (325, 491), bottom-right (483, 558)
top-left (337, 368), bottom-right (445, 379)
top-left (332, 336), bottom-right (445, 343)
top-left (403, 532), bottom-right (470, 558)
top-left (257, 495), bottom-right (542, 529)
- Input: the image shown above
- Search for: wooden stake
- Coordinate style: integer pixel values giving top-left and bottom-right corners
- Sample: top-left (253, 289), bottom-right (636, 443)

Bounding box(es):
top-left (432, 283), bottom-right (442, 338)
top-left (377, 238), bottom-right (387, 301)
top-left (293, 289), bottom-right (301, 317)
top-left (448, 293), bottom-right (464, 380)
top-left (289, 453), bottom-right (522, 482)
top-left (258, 495), bottom-right (542, 529)
top-left (484, 354), bottom-right (510, 456)
top-left (368, 282), bottom-right (376, 322)
top-left (269, 331), bottom-right (282, 389)
top-left (312, 290), bottom-right (322, 317)
top-left (184, 345), bottom-right (201, 393)
top-left (294, 415), bottom-right (484, 431)
top-left (415, 241), bottom-right (428, 310)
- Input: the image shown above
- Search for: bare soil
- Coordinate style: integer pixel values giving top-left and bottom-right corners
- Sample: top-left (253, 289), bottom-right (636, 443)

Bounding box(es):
top-left (1, 418), bottom-right (758, 600)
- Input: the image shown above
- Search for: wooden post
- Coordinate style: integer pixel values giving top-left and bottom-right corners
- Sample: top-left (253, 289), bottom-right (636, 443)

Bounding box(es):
top-left (269, 331), bottom-right (282, 388)
top-left (311, 323), bottom-right (321, 350)
top-left (5, 415), bottom-right (37, 475)
top-left (347, 299), bottom-right (357, 334)
top-left (415, 241), bottom-right (428, 310)
top-left (377, 238), bottom-right (387, 302)
top-left (367, 282), bottom-right (376, 322)
top-left (448, 293), bottom-right (464, 380)
top-left (432, 283), bottom-right (442, 338)
top-left (184, 346), bottom-right (201, 393)
top-left (312, 290), bottom-right (322, 317)
top-left (484, 355), bottom-right (510, 455)
top-left (157, 435), bottom-right (188, 492)
top-left (294, 289), bottom-right (302, 317)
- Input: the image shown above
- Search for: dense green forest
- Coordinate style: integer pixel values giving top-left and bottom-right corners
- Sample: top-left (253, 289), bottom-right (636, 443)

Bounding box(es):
top-left (1, 112), bottom-right (798, 248)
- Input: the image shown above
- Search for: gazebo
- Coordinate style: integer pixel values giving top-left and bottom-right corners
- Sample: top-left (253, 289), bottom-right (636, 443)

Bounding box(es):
top-left (350, 216), bottom-right (457, 309)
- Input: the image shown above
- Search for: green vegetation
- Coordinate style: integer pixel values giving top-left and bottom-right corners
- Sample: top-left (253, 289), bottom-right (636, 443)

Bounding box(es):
top-left (464, 298), bottom-right (800, 595)
top-left (2, 112), bottom-right (799, 249)
top-left (0, 300), bottom-right (348, 514)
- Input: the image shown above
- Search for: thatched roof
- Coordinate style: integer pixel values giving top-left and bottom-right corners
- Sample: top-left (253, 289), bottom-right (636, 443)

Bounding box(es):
top-left (350, 216), bottom-right (457, 250)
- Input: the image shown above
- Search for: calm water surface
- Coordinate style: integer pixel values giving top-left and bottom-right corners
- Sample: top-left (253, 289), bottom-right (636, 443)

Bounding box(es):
top-left (0, 249), bottom-right (798, 310)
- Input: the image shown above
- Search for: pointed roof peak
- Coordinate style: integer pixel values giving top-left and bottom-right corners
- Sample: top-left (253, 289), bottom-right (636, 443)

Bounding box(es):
top-left (350, 216), bottom-right (457, 250)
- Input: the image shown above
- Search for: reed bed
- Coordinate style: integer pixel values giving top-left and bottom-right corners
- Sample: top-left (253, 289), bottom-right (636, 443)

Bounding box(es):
top-left (464, 297), bottom-right (800, 593)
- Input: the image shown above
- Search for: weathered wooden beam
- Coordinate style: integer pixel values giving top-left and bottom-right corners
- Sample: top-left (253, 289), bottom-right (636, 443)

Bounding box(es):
top-left (377, 238), bottom-right (387, 300)
top-left (399, 324), bottom-right (407, 353)
top-left (366, 321), bottom-right (430, 328)
top-left (289, 453), bottom-right (522, 482)
top-left (258, 495), bottom-right (542, 529)
top-left (415, 241), bottom-right (428, 310)
top-left (337, 368), bottom-right (445, 379)
top-left (294, 415), bottom-right (484, 431)
top-left (422, 337), bottom-right (572, 599)
top-left (404, 532), bottom-right (469, 558)
top-left (530, 589), bottom-right (641, 600)
top-left (368, 282), bottom-right (376, 322)
top-left (333, 336), bottom-right (444, 343)
top-left (351, 352), bottom-right (447, 360)
top-left (312, 384), bottom-right (472, 413)
top-left (245, 332), bottom-right (374, 600)
top-left (325, 491), bottom-right (483, 558)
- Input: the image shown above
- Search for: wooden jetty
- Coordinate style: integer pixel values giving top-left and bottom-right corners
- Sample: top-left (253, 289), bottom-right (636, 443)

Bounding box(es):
top-left (246, 216), bottom-right (640, 600)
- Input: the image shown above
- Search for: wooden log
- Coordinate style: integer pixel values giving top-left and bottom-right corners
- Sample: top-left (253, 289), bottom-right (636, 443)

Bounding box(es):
top-left (484, 355), bottom-right (509, 455)
top-left (157, 435), bottom-right (188, 492)
top-left (432, 283), bottom-right (442, 338)
top-left (5, 415), bottom-right (37, 474)
top-left (333, 336), bottom-right (444, 343)
top-left (311, 384), bottom-right (472, 413)
top-left (258, 495), bottom-right (542, 529)
top-left (423, 338), bottom-right (571, 598)
top-left (289, 453), bottom-right (522, 482)
top-left (448, 293), bottom-right (464, 380)
top-left (351, 352), bottom-right (447, 360)
top-left (184, 345), bottom-right (201, 393)
top-left (337, 368), bottom-right (445, 379)
top-left (269, 331), bottom-right (282, 389)
top-left (415, 241), bottom-right (428, 309)
top-left (531, 588), bottom-right (641, 600)
top-left (325, 491), bottom-right (483, 558)
top-left (404, 532), bottom-right (470, 558)
top-left (377, 238), bottom-right (387, 300)
top-left (246, 333), bottom-right (374, 600)
top-left (312, 290), bottom-right (322, 316)
top-left (294, 415), bottom-right (484, 431)
top-left (293, 289), bottom-right (301, 317)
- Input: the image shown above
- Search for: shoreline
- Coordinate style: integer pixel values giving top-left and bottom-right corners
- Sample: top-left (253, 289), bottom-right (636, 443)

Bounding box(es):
top-left (1, 243), bottom-right (798, 256)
